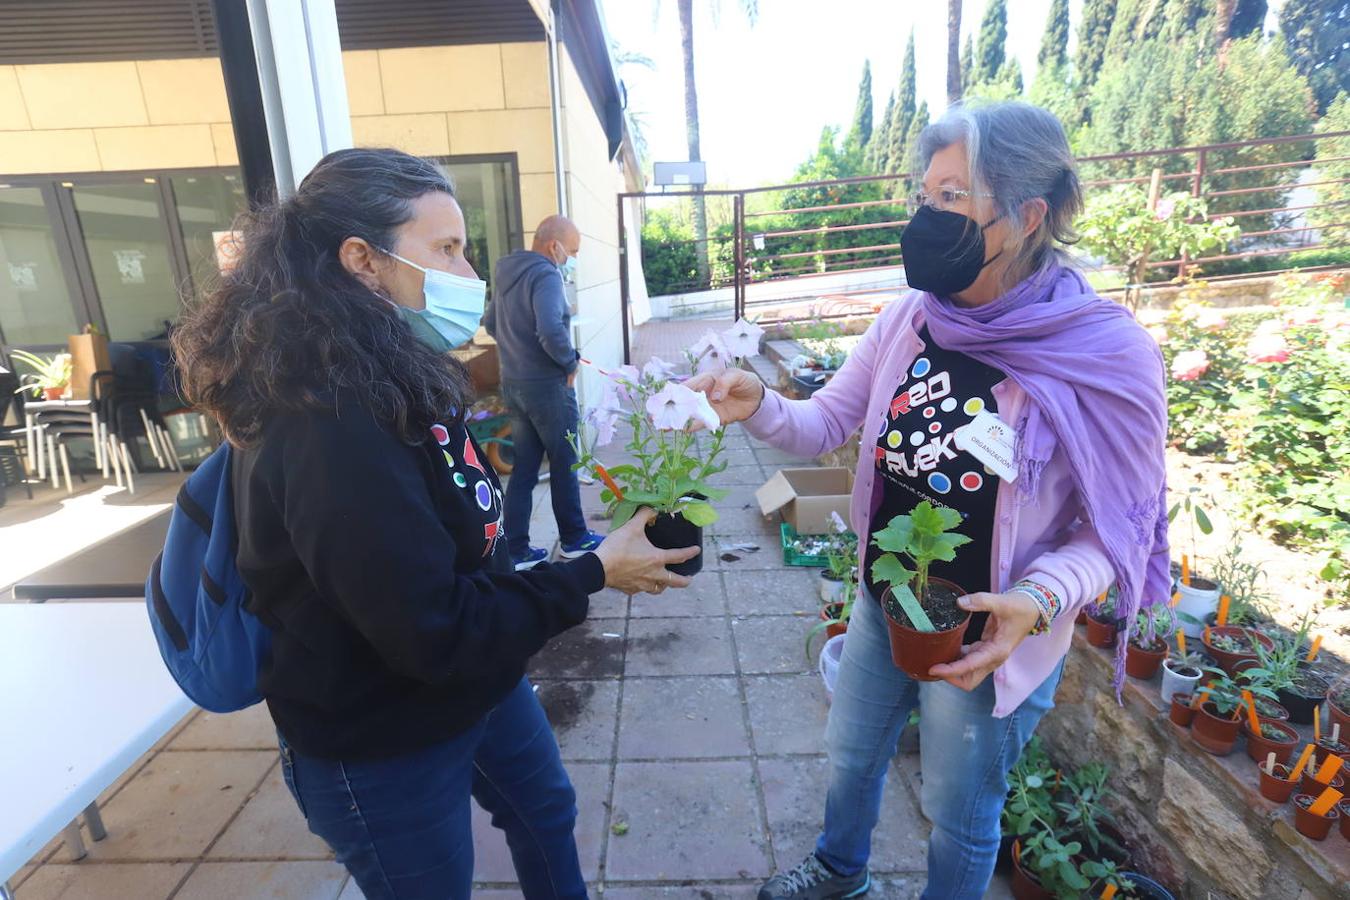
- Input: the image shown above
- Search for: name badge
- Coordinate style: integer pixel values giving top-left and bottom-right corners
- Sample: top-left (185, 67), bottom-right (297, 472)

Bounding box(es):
top-left (954, 410), bottom-right (1019, 483)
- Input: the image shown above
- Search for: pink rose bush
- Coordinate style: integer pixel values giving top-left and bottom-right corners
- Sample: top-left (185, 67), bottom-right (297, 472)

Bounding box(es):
top-left (1169, 349), bottom-right (1210, 381)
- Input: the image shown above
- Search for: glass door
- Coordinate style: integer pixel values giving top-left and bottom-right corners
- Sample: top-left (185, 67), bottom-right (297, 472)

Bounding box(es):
top-left (0, 185), bottom-right (81, 347)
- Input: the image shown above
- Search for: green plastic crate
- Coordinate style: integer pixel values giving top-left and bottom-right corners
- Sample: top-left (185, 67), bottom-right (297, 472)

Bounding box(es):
top-left (780, 522), bottom-right (855, 567)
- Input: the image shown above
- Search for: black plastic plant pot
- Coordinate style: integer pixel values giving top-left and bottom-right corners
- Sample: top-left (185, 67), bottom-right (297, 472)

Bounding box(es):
top-left (1278, 670), bottom-right (1330, 725)
top-left (646, 510), bottom-right (704, 576)
top-left (1118, 872), bottom-right (1176, 900)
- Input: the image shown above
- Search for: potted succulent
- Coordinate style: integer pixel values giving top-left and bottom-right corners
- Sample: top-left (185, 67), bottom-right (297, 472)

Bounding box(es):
top-left (1257, 760), bottom-right (1298, 804)
top-left (1189, 669), bottom-right (1278, 756)
top-left (1298, 763), bottom-right (1345, 798)
top-left (1292, 792), bottom-right (1341, 841)
top-left (1085, 589), bottom-right (1123, 649)
top-left (1203, 625), bottom-right (1275, 676)
top-left (10, 349), bottom-right (72, 401)
top-left (1168, 487), bottom-right (1219, 637)
top-left (868, 501), bottom-right (972, 681)
top-left (1243, 717), bottom-right (1300, 765)
top-left (1160, 640), bottom-right (1206, 705)
top-left (1125, 606), bottom-right (1173, 680)
top-left (572, 322), bottom-right (763, 577)
top-left (1245, 630), bottom-right (1329, 725)
top-left (1253, 695), bottom-right (1291, 723)
top-left (1312, 732), bottom-right (1348, 771)
top-left (1114, 872), bottom-right (1177, 899)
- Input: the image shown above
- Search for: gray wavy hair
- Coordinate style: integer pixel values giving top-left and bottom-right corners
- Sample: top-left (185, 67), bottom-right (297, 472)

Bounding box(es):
top-left (916, 101), bottom-right (1083, 283)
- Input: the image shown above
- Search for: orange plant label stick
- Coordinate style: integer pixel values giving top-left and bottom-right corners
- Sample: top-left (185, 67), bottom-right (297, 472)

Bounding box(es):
top-left (1314, 706), bottom-right (1321, 743)
top-left (1242, 691), bottom-right (1260, 733)
top-left (1290, 744), bottom-right (1316, 781)
top-left (1216, 594), bottom-right (1231, 626)
top-left (1176, 630), bottom-right (1187, 656)
top-left (1170, 591), bottom-right (1181, 607)
top-left (1203, 625), bottom-right (1212, 644)
top-left (1315, 755), bottom-right (1344, 785)
top-left (1100, 885), bottom-right (1118, 900)
top-left (1191, 690), bottom-right (1209, 710)
top-left (1181, 554), bottom-right (1190, 586)
top-left (1308, 787), bottom-right (1343, 817)
top-left (594, 465), bottom-right (624, 502)
top-left (1307, 635), bottom-right (1322, 661)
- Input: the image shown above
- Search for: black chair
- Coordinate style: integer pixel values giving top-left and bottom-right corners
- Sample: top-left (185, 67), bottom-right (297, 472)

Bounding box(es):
top-left (0, 370), bottom-right (33, 500)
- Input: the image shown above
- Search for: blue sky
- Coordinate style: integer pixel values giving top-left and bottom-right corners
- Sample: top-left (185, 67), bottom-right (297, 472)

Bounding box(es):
top-left (601, 0), bottom-right (1061, 186)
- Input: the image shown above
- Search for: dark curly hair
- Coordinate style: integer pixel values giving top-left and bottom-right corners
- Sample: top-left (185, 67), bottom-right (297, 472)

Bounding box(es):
top-left (172, 147), bottom-right (473, 447)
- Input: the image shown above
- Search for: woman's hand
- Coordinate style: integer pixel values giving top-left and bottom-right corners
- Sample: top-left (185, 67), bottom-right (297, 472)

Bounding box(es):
top-left (684, 369), bottom-right (766, 427)
top-left (592, 507), bottom-right (700, 595)
top-left (927, 591), bottom-right (1043, 691)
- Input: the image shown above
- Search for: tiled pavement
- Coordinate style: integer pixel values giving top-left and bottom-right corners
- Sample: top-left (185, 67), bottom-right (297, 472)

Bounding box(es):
top-left (8, 424), bottom-right (1014, 899)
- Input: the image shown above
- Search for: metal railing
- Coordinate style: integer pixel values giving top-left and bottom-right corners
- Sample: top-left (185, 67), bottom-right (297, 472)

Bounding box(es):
top-left (618, 129), bottom-right (1349, 360)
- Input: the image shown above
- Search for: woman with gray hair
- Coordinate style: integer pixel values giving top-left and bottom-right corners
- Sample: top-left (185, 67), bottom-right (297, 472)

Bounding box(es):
top-left (689, 101), bottom-right (1169, 899)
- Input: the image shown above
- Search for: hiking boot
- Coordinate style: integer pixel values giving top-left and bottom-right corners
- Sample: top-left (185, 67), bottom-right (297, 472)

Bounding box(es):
top-left (758, 854), bottom-right (870, 900)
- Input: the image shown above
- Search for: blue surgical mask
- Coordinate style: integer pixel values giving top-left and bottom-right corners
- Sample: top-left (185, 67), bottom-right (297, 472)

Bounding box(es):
top-left (383, 250), bottom-right (486, 350)
top-left (559, 254), bottom-right (578, 281)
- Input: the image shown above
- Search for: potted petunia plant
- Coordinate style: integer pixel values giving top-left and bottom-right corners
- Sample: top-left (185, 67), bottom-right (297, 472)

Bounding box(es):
top-left (571, 319), bottom-right (765, 577)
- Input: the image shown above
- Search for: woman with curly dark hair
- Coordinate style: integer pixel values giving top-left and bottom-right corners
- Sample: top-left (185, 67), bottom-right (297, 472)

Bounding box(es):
top-left (173, 147), bottom-right (696, 899)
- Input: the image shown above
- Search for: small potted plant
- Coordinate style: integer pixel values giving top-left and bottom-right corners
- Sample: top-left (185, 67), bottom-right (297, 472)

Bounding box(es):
top-left (868, 501), bottom-right (972, 681)
top-left (1329, 675), bottom-right (1350, 735)
top-left (817, 512), bottom-right (858, 608)
top-left (1338, 798), bottom-right (1350, 841)
top-left (1125, 606), bottom-right (1173, 680)
top-left (1257, 760), bottom-right (1298, 804)
top-left (1312, 732), bottom-right (1348, 771)
top-left (1246, 629), bottom-right (1329, 725)
top-left (1203, 625), bottom-right (1275, 676)
top-left (1189, 669), bottom-right (1278, 756)
top-left (1085, 588), bottom-right (1123, 649)
top-left (1292, 792), bottom-right (1342, 841)
top-left (10, 349), bottom-right (72, 401)
top-left (1298, 763), bottom-right (1345, 798)
top-left (1115, 872), bottom-right (1177, 899)
top-left (1168, 487), bottom-right (1219, 637)
top-left (1253, 695), bottom-right (1290, 723)
top-left (1207, 537), bottom-right (1272, 629)
top-left (808, 578), bottom-right (856, 659)
top-left (1160, 640), bottom-right (1205, 705)
top-left (1169, 692), bottom-right (1197, 727)
top-left (1243, 717), bottom-right (1300, 765)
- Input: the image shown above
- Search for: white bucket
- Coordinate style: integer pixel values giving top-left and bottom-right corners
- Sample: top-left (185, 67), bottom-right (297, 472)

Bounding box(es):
top-left (1174, 581), bottom-right (1221, 638)
top-left (819, 633), bottom-right (847, 701)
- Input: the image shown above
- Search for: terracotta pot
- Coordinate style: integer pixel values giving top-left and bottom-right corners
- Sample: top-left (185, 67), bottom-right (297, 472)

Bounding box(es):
top-left (1169, 693), bottom-right (1197, 727)
top-left (646, 510), bottom-right (703, 576)
top-left (820, 603), bottom-right (847, 640)
top-left (1191, 701), bottom-right (1241, 755)
top-left (1075, 607), bottom-right (1087, 626)
top-left (1010, 840), bottom-right (1053, 900)
top-left (1293, 794), bottom-right (1340, 841)
top-left (42, 386), bottom-right (64, 401)
top-left (1244, 718), bottom-right (1300, 764)
top-left (1278, 669), bottom-right (1330, 725)
top-left (1312, 737), bottom-right (1348, 772)
top-left (1202, 626), bottom-right (1275, 676)
top-left (1339, 799), bottom-right (1350, 841)
top-left (1160, 658), bottom-right (1202, 705)
top-left (1084, 612), bottom-right (1121, 649)
top-left (1126, 638), bottom-right (1167, 680)
top-left (1254, 697), bottom-right (1290, 723)
top-left (1329, 690), bottom-right (1350, 735)
top-left (880, 581), bottom-right (970, 682)
top-left (1299, 769), bottom-right (1346, 797)
top-left (1258, 763), bottom-right (1297, 803)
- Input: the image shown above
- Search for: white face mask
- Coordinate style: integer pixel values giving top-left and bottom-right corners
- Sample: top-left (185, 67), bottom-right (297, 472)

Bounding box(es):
top-left (383, 249), bottom-right (486, 349)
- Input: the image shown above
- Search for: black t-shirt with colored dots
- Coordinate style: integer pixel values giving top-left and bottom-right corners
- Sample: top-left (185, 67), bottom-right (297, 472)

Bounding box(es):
top-left (864, 325), bottom-right (1004, 642)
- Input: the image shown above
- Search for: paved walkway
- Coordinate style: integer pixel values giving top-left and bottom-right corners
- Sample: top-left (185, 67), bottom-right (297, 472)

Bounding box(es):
top-left (7, 426), bottom-right (1012, 899)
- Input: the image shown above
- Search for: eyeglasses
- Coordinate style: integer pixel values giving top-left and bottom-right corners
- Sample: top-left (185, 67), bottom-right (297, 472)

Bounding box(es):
top-left (907, 187), bottom-right (996, 215)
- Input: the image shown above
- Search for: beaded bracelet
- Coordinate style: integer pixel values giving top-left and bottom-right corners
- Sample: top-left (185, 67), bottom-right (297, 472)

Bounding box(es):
top-left (1011, 578), bottom-right (1061, 636)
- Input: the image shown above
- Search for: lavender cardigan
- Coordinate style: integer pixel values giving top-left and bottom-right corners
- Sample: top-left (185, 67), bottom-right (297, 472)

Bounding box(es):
top-left (746, 293), bottom-right (1132, 717)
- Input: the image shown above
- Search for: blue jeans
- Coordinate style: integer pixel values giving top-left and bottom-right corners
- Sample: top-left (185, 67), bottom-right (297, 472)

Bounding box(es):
top-left (816, 588), bottom-right (1063, 899)
top-left (501, 379), bottom-right (588, 556)
top-left (278, 678), bottom-right (586, 900)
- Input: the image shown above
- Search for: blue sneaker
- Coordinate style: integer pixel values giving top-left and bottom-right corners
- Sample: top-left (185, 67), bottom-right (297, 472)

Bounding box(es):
top-left (560, 531), bottom-right (605, 559)
top-left (512, 547), bottom-right (550, 571)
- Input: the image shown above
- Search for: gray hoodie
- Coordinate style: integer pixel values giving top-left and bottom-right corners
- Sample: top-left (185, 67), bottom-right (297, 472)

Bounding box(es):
top-left (484, 250), bottom-right (577, 382)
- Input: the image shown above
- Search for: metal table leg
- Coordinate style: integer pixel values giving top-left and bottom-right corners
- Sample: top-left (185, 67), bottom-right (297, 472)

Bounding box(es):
top-left (61, 820), bottom-right (87, 860)
top-left (2, 878), bottom-right (15, 899)
top-left (84, 802), bottom-right (107, 842)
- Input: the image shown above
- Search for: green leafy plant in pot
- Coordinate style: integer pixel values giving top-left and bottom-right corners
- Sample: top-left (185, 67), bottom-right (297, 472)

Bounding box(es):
top-left (10, 349), bottom-right (72, 401)
top-left (1168, 487), bottom-right (1219, 637)
top-left (1244, 621), bottom-right (1328, 725)
top-left (1190, 668), bottom-right (1278, 756)
top-left (869, 501), bottom-right (972, 681)
top-left (1125, 605), bottom-right (1173, 680)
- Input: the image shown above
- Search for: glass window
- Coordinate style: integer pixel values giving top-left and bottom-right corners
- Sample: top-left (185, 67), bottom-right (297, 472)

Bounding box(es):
top-left (0, 186), bottom-right (79, 346)
top-left (170, 173), bottom-right (247, 300)
top-left (438, 159), bottom-right (522, 292)
top-left (70, 181), bottom-right (182, 341)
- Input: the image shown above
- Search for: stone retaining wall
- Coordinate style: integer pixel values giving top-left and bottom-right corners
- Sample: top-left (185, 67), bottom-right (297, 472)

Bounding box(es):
top-left (1038, 632), bottom-right (1350, 900)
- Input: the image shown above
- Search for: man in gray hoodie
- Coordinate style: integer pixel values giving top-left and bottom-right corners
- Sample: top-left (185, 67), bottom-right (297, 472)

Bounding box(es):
top-left (485, 215), bottom-right (605, 570)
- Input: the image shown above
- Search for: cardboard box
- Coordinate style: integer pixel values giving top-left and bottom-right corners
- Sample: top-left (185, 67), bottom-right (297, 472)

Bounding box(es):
top-left (756, 467), bottom-right (854, 535)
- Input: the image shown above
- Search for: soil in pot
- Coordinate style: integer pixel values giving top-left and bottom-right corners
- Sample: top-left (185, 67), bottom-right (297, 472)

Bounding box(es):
top-left (1169, 693), bottom-right (1197, 727)
top-left (1298, 768), bottom-right (1346, 798)
top-left (1117, 872), bottom-right (1176, 900)
top-left (1160, 659), bottom-right (1202, 705)
top-left (881, 579), bottom-right (970, 682)
top-left (646, 510), bottom-right (704, 576)
top-left (1010, 840), bottom-right (1052, 900)
top-left (1254, 696), bottom-right (1290, 722)
top-left (1203, 626), bottom-right (1274, 676)
top-left (1191, 702), bottom-right (1241, 755)
top-left (1244, 719), bottom-right (1299, 764)
top-left (1258, 763), bottom-right (1297, 803)
top-left (820, 603), bottom-right (847, 640)
top-left (1126, 637), bottom-right (1167, 679)
top-left (1085, 612), bottom-right (1121, 648)
top-left (1313, 737), bottom-right (1348, 771)
top-left (1292, 794), bottom-right (1341, 841)
top-left (1278, 669), bottom-right (1330, 725)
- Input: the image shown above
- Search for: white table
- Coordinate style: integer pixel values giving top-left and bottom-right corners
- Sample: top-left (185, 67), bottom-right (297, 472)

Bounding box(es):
top-left (0, 603), bottom-right (193, 897)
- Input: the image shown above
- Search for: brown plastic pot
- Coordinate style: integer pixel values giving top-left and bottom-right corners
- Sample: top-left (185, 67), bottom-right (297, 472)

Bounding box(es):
top-left (1010, 840), bottom-right (1053, 900)
top-left (881, 582), bottom-right (970, 682)
top-left (1085, 612), bottom-right (1120, 649)
top-left (821, 603), bottom-right (847, 640)
top-left (1126, 638), bottom-right (1167, 680)
top-left (1245, 719), bottom-right (1300, 764)
top-left (1299, 769), bottom-right (1346, 798)
top-left (1312, 737), bottom-right (1348, 772)
top-left (1339, 799), bottom-right (1350, 841)
top-left (1075, 607), bottom-right (1087, 626)
top-left (1293, 794), bottom-right (1341, 841)
top-left (1169, 693), bottom-right (1197, 727)
top-left (1258, 763), bottom-right (1297, 803)
top-left (1202, 626), bottom-right (1275, 676)
top-left (1329, 690), bottom-right (1350, 735)
top-left (1191, 701), bottom-right (1241, 755)
top-left (1254, 697), bottom-right (1290, 723)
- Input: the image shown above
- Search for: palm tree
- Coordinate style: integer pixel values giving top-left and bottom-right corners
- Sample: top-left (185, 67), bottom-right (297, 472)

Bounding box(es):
top-left (947, 0), bottom-right (963, 105)
top-left (664, 0), bottom-right (758, 287)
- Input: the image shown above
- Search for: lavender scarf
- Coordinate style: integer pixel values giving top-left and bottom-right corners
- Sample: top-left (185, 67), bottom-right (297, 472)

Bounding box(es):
top-left (921, 262), bottom-right (1170, 693)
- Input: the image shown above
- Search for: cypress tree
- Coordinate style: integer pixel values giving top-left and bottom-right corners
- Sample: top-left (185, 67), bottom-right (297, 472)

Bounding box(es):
top-left (1037, 0), bottom-right (1071, 72)
top-left (848, 61), bottom-right (874, 149)
top-left (973, 0), bottom-right (1008, 85)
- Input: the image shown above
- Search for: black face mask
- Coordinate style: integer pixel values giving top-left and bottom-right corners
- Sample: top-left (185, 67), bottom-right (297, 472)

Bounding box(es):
top-left (900, 205), bottom-right (1003, 296)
